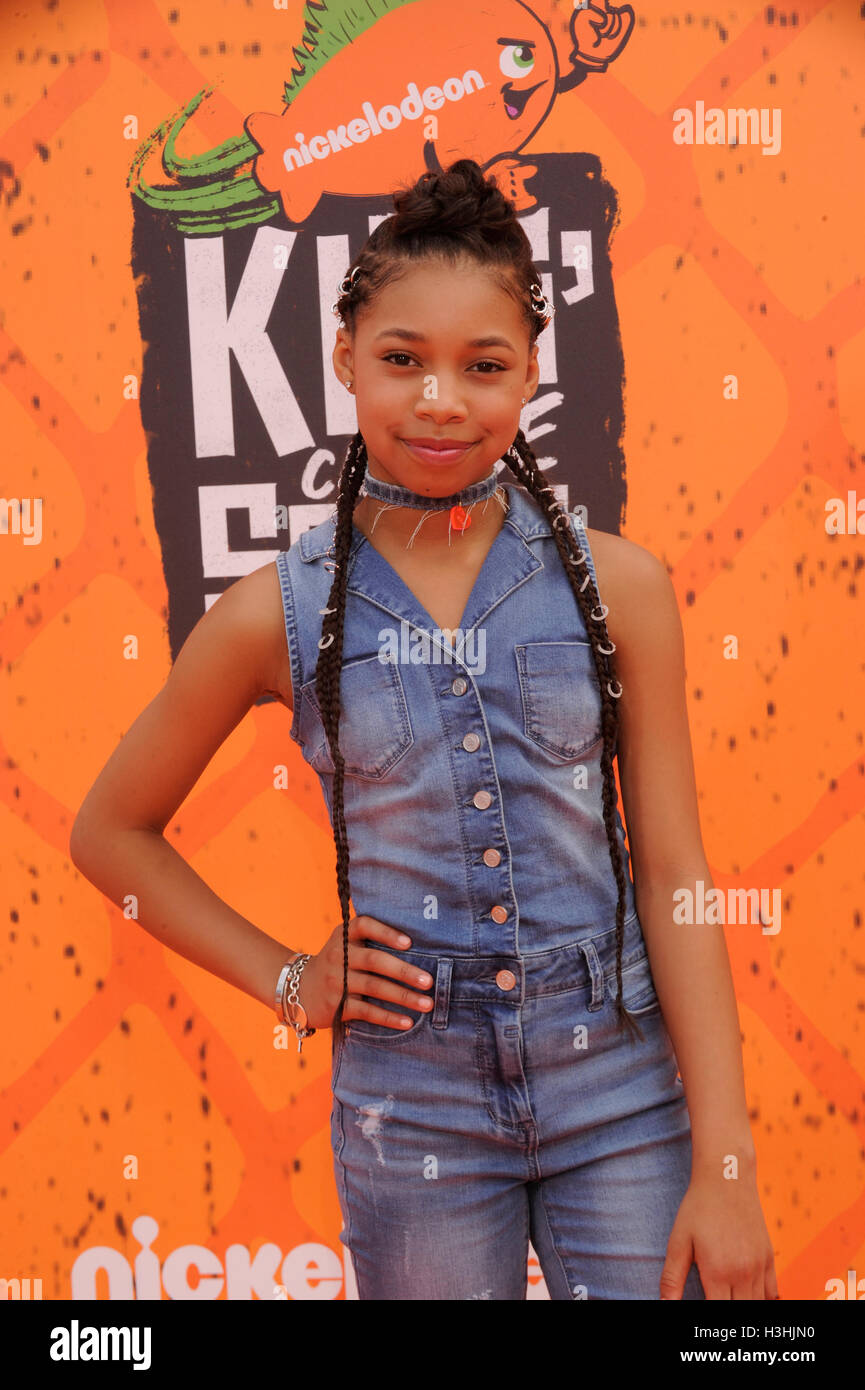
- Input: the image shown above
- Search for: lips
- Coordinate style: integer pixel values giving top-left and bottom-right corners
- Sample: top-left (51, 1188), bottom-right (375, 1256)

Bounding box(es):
top-left (405, 438), bottom-right (472, 449)
top-left (401, 438), bottom-right (476, 465)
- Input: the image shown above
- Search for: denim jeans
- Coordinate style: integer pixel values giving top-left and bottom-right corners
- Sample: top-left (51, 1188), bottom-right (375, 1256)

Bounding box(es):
top-left (330, 912), bottom-right (705, 1300)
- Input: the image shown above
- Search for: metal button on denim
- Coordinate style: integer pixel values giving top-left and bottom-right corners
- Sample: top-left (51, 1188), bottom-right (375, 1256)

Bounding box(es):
top-left (490, 905), bottom-right (508, 923)
top-left (495, 969), bottom-right (516, 991)
top-left (462, 732), bottom-right (481, 752)
top-left (473, 790), bottom-right (492, 809)
top-left (483, 848), bottom-right (501, 867)
top-left (451, 676), bottom-right (468, 696)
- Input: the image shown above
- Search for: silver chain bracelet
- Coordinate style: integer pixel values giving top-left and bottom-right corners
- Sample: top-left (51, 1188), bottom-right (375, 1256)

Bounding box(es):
top-left (275, 953), bottom-right (316, 1053)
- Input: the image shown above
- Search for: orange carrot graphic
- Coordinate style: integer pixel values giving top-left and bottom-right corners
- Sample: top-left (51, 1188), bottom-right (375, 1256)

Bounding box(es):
top-left (128, 0), bottom-right (634, 232)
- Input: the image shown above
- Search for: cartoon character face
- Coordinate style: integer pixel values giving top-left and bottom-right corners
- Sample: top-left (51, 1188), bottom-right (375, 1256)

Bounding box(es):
top-left (411, 4), bottom-right (558, 162)
top-left (498, 31), bottom-right (556, 127)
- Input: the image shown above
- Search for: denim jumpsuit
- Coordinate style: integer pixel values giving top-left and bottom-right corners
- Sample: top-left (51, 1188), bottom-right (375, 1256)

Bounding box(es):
top-left (275, 481), bottom-right (705, 1301)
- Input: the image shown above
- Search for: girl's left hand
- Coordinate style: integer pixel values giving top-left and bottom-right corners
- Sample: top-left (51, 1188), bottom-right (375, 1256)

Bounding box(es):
top-left (660, 1174), bottom-right (780, 1299)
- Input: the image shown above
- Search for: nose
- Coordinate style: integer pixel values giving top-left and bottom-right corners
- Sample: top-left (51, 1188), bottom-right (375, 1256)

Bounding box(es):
top-left (411, 369), bottom-right (475, 411)
top-left (413, 378), bottom-right (470, 420)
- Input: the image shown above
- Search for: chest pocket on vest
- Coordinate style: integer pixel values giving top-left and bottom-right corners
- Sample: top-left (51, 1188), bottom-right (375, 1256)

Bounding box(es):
top-left (297, 654), bottom-right (413, 779)
top-left (515, 640), bottom-right (603, 762)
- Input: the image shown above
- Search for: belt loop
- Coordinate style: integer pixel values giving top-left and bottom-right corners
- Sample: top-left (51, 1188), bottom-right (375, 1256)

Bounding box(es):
top-left (577, 940), bottom-right (604, 1011)
top-left (431, 958), bottom-right (453, 1030)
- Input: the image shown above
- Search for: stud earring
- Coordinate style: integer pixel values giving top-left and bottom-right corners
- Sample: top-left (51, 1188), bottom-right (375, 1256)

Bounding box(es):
top-left (345, 380), bottom-right (352, 390)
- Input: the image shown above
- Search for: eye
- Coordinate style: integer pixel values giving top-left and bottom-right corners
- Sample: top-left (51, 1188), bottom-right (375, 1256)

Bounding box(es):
top-left (499, 44), bottom-right (535, 79)
top-left (382, 354), bottom-right (506, 374)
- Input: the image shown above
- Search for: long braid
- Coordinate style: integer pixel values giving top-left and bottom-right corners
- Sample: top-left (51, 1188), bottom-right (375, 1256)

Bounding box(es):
top-left (504, 433), bottom-right (644, 1042)
top-left (314, 433), bottom-right (369, 1039)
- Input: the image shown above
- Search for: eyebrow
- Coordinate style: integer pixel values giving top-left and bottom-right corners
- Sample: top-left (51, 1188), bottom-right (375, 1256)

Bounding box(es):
top-left (374, 328), bottom-right (517, 350)
top-left (496, 37), bottom-right (536, 48)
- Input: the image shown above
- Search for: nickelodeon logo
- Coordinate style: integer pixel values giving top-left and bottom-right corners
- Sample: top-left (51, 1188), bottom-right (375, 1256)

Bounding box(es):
top-left (281, 70), bottom-right (485, 173)
top-left (68, 1214), bottom-right (359, 1300)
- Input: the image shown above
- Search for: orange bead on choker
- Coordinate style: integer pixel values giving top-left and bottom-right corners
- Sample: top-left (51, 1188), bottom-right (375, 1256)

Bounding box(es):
top-left (359, 466), bottom-right (504, 548)
top-left (360, 467), bottom-right (500, 510)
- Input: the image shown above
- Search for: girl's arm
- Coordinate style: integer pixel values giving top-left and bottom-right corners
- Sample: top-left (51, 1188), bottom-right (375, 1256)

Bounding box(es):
top-left (596, 533), bottom-right (777, 1298)
top-left (70, 561), bottom-right (299, 1010)
top-left (600, 536), bottom-right (753, 1168)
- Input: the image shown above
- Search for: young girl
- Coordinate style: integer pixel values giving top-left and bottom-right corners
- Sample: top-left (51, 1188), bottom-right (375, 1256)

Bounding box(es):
top-left (71, 158), bottom-right (778, 1302)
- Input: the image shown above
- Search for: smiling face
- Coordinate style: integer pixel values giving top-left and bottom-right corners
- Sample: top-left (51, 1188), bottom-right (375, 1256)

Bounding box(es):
top-left (332, 258), bottom-right (539, 496)
top-left (422, 8), bottom-right (558, 158)
top-left (426, 20), bottom-right (558, 167)
top-left (497, 33), bottom-right (552, 124)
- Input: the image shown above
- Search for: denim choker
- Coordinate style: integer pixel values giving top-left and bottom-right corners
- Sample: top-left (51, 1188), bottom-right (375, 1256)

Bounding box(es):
top-left (360, 467), bottom-right (501, 511)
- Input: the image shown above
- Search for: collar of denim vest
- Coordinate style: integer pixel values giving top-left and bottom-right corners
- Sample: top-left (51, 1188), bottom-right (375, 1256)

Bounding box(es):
top-left (298, 480), bottom-right (559, 565)
top-left (298, 480), bottom-right (574, 644)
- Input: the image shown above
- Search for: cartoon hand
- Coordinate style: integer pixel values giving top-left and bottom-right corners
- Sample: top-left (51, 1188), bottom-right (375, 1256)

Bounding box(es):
top-left (485, 157), bottom-right (540, 212)
top-left (571, 2), bottom-right (635, 72)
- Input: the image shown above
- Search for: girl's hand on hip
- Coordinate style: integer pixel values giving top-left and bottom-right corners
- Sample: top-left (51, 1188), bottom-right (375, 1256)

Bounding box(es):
top-left (660, 1172), bottom-right (780, 1300)
top-left (298, 914), bottom-right (434, 1031)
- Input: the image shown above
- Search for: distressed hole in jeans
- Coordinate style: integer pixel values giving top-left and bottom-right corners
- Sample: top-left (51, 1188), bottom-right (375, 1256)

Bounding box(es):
top-left (355, 1094), bottom-right (395, 1165)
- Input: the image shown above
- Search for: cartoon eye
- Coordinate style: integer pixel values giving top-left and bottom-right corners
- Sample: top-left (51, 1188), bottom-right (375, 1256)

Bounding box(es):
top-left (499, 44), bottom-right (535, 80)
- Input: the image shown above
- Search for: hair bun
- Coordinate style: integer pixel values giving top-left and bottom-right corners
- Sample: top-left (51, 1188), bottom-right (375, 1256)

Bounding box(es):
top-left (391, 158), bottom-right (514, 241)
top-left (335, 156), bottom-right (546, 344)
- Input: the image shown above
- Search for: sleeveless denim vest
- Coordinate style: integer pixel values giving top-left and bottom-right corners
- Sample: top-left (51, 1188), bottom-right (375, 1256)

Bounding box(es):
top-left (275, 480), bottom-right (639, 957)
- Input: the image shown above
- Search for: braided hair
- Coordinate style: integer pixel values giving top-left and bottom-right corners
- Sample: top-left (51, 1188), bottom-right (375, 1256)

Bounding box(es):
top-left (317, 158), bottom-right (643, 1043)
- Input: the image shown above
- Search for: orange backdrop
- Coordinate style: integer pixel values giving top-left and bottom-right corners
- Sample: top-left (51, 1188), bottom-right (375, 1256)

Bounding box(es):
top-left (1, 0), bottom-right (864, 1300)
